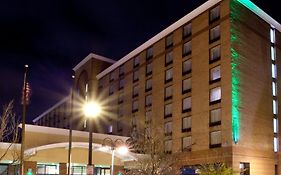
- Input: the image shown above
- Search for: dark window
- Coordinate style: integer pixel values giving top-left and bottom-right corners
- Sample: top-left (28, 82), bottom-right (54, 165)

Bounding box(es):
top-left (166, 34), bottom-right (173, 48)
top-left (210, 25), bottom-right (220, 43)
top-left (183, 41), bottom-right (191, 56)
top-left (183, 23), bottom-right (192, 38)
top-left (209, 5), bottom-right (220, 23)
top-left (146, 47), bottom-right (153, 60)
top-left (210, 45), bottom-right (221, 63)
top-left (165, 51), bottom-right (173, 66)
top-left (182, 59), bottom-right (192, 75)
top-left (165, 85), bottom-right (173, 101)
top-left (165, 68), bottom-right (173, 83)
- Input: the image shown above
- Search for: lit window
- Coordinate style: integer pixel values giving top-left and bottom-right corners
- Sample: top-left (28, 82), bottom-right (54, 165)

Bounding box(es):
top-left (210, 65), bottom-right (221, 82)
top-left (209, 5), bottom-right (220, 22)
top-left (183, 23), bottom-right (192, 38)
top-left (273, 100), bottom-right (278, 115)
top-left (164, 140), bottom-right (172, 153)
top-left (119, 65), bottom-right (125, 75)
top-left (210, 87), bottom-right (221, 103)
top-left (183, 97), bottom-right (192, 112)
top-left (210, 108), bottom-right (221, 126)
top-left (146, 78), bottom-right (152, 91)
top-left (183, 59), bottom-right (192, 75)
top-left (274, 137), bottom-right (278, 152)
top-left (133, 85), bottom-right (139, 97)
top-left (164, 121), bottom-right (172, 136)
top-left (272, 82), bottom-right (277, 96)
top-left (145, 94), bottom-right (152, 107)
top-left (132, 100), bottom-right (138, 112)
top-left (270, 28), bottom-right (276, 44)
top-left (210, 25), bottom-right (220, 42)
top-left (210, 130), bottom-right (221, 147)
top-left (182, 136), bottom-right (192, 151)
top-left (271, 46), bottom-right (276, 61)
top-left (146, 62), bottom-right (152, 75)
top-left (166, 34), bottom-right (173, 48)
top-left (272, 64), bottom-right (277, 78)
top-left (165, 51), bottom-right (173, 65)
top-left (119, 78), bottom-right (124, 89)
top-left (133, 69), bottom-right (139, 82)
top-left (273, 118), bottom-right (278, 133)
top-left (183, 78), bottom-right (192, 93)
top-left (210, 45), bottom-right (221, 62)
top-left (145, 110), bottom-right (152, 123)
top-left (108, 125), bottom-right (113, 133)
top-left (183, 41), bottom-right (191, 56)
top-left (165, 85), bottom-right (173, 100)
top-left (134, 56), bottom-right (140, 67)
top-left (182, 116), bottom-right (191, 132)
top-left (165, 103), bottom-right (172, 117)
top-left (165, 68), bottom-right (173, 83)
top-left (146, 47), bottom-right (153, 59)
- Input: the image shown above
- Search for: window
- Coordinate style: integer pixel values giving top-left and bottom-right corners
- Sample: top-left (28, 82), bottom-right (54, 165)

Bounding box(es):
top-left (166, 34), bottom-right (173, 48)
top-left (145, 127), bottom-right (151, 138)
top-left (146, 62), bottom-right (152, 76)
top-left (210, 65), bottom-right (221, 83)
top-left (165, 51), bottom-right (173, 66)
top-left (209, 5), bottom-right (220, 23)
top-left (119, 65), bottom-right (125, 76)
top-left (183, 78), bottom-right (191, 94)
top-left (183, 41), bottom-right (191, 56)
top-left (146, 47), bottom-right (153, 60)
top-left (273, 82), bottom-right (277, 96)
top-left (271, 46), bottom-right (276, 61)
top-left (118, 93), bottom-right (124, 104)
top-left (273, 118), bottom-right (278, 134)
top-left (210, 45), bottom-right (221, 63)
top-left (182, 97), bottom-right (192, 113)
top-left (164, 140), bottom-right (172, 154)
top-left (210, 87), bottom-right (221, 104)
top-left (272, 64), bottom-right (277, 78)
top-left (117, 121), bottom-right (123, 132)
top-left (182, 136), bottom-right (192, 151)
top-left (132, 116), bottom-right (137, 128)
top-left (118, 106), bottom-right (123, 117)
top-left (210, 25), bottom-right (220, 43)
top-left (182, 116), bottom-right (191, 132)
top-left (145, 110), bottom-right (152, 123)
top-left (133, 69), bottom-right (139, 82)
top-left (133, 85), bottom-right (139, 98)
top-left (210, 108), bottom-right (221, 126)
top-left (183, 23), bottom-right (192, 38)
top-left (109, 84), bottom-right (115, 95)
top-left (146, 78), bottom-right (152, 92)
top-left (210, 130), bottom-right (221, 148)
top-left (270, 28), bottom-right (276, 44)
top-left (183, 59), bottom-right (192, 75)
top-left (108, 125), bottom-right (113, 134)
top-left (164, 121), bottom-right (172, 136)
top-left (119, 78), bottom-right (124, 89)
top-left (165, 85), bottom-right (173, 100)
top-left (165, 103), bottom-right (172, 118)
top-left (109, 72), bottom-right (115, 82)
top-left (274, 137), bottom-right (279, 152)
top-left (145, 94), bottom-right (152, 107)
top-left (134, 56), bottom-right (140, 68)
top-left (273, 100), bottom-right (278, 115)
top-left (132, 100), bottom-right (138, 113)
top-left (165, 68), bottom-right (173, 83)
top-left (240, 162), bottom-right (250, 175)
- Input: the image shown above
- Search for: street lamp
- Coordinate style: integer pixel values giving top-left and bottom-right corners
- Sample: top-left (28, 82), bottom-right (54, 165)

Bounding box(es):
top-left (83, 101), bottom-right (102, 175)
top-left (101, 138), bottom-right (128, 175)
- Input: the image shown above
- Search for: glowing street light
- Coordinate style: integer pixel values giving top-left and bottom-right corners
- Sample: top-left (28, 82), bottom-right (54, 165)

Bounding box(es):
top-left (83, 101), bottom-right (102, 175)
top-left (101, 138), bottom-right (128, 175)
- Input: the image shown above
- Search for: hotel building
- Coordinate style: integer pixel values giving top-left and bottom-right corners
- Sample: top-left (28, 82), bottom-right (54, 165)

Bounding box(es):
top-left (33, 0), bottom-right (281, 174)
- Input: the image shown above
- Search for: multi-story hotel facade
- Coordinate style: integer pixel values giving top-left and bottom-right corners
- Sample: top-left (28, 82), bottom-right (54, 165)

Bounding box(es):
top-left (33, 0), bottom-right (281, 174)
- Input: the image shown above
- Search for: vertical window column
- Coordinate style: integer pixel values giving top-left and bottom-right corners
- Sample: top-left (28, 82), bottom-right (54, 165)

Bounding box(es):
top-left (270, 27), bottom-right (278, 153)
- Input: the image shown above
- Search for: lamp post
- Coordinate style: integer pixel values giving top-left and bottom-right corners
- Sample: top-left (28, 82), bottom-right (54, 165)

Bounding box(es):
top-left (101, 138), bottom-right (128, 175)
top-left (83, 101), bottom-right (102, 175)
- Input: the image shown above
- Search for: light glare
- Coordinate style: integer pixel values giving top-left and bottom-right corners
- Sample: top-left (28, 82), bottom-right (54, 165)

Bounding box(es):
top-left (83, 102), bottom-right (102, 118)
top-left (116, 146), bottom-right (128, 155)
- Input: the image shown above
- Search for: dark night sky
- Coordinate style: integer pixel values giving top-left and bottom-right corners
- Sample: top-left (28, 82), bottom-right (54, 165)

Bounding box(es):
top-left (0, 0), bottom-right (280, 123)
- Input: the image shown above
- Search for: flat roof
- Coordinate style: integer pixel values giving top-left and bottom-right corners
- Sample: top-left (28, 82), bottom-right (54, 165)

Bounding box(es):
top-left (96, 0), bottom-right (281, 79)
top-left (73, 53), bottom-right (116, 71)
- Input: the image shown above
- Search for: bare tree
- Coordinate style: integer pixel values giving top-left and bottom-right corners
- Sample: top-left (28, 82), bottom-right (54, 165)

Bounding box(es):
top-left (0, 101), bottom-right (20, 163)
top-left (125, 128), bottom-right (179, 175)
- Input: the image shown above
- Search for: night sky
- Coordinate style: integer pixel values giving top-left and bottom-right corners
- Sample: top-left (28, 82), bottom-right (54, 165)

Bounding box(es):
top-left (0, 0), bottom-right (279, 123)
